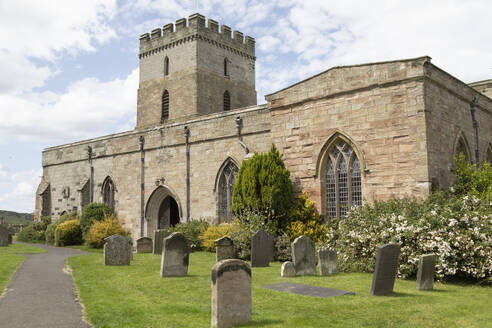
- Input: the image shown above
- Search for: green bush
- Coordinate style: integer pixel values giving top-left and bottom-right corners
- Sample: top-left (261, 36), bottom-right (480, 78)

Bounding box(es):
top-left (45, 211), bottom-right (78, 245)
top-left (54, 219), bottom-right (83, 246)
top-left (230, 210), bottom-right (277, 260)
top-left (274, 232), bottom-right (292, 262)
top-left (85, 214), bottom-right (130, 248)
top-left (168, 219), bottom-right (209, 251)
top-left (199, 224), bottom-right (237, 252)
top-left (16, 224), bottom-right (45, 242)
top-left (80, 203), bottom-right (112, 236)
top-left (453, 154), bottom-right (492, 200)
top-left (232, 143), bottom-right (293, 230)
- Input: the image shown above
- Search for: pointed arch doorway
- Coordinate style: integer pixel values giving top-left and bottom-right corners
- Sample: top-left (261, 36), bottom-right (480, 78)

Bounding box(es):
top-left (145, 186), bottom-right (182, 238)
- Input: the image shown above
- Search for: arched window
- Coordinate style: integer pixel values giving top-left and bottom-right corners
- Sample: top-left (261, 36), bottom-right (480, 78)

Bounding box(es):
top-left (161, 90), bottom-right (169, 122)
top-left (455, 135), bottom-right (470, 163)
top-left (217, 160), bottom-right (239, 223)
top-left (164, 56), bottom-right (169, 76)
top-left (325, 140), bottom-right (362, 218)
top-left (102, 177), bottom-right (115, 212)
top-left (486, 144), bottom-right (492, 165)
top-left (40, 184), bottom-right (51, 217)
top-left (80, 180), bottom-right (90, 209)
top-left (223, 91), bottom-right (230, 111)
top-left (224, 58), bottom-right (228, 76)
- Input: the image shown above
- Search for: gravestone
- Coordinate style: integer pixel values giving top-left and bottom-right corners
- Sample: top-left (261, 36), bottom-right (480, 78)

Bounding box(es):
top-left (153, 229), bottom-right (170, 255)
top-left (318, 248), bottom-right (338, 275)
top-left (215, 236), bottom-right (235, 262)
top-left (136, 237), bottom-right (153, 253)
top-left (0, 225), bottom-right (9, 246)
top-left (281, 261), bottom-right (296, 277)
top-left (292, 235), bottom-right (316, 276)
top-left (160, 232), bottom-right (189, 277)
top-left (8, 234), bottom-right (13, 244)
top-left (370, 243), bottom-right (401, 296)
top-left (251, 229), bottom-right (274, 267)
top-left (104, 234), bottom-right (132, 266)
top-left (211, 259), bottom-right (252, 328)
top-left (417, 254), bottom-right (436, 290)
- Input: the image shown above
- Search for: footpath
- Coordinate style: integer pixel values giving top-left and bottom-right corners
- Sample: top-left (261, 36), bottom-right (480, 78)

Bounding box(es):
top-left (0, 243), bottom-right (91, 328)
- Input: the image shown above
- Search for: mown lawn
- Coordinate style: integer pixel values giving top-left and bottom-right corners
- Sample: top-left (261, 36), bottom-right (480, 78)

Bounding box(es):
top-left (68, 251), bottom-right (492, 328)
top-left (0, 243), bottom-right (46, 294)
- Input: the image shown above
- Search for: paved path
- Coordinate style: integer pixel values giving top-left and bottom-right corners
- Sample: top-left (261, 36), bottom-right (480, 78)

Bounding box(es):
top-left (0, 243), bottom-right (92, 328)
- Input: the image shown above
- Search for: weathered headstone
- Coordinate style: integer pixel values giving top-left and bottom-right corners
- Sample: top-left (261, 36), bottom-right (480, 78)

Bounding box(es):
top-left (417, 254), bottom-right (436, 290)
top-left (318, 248), bottom-right (338, 275)
top-left (292, 235), bottom-right (316, 276)
top-left (153, 229), bottom-right (170, 255)
top-left (215, 236), bottom-right (235, 262)
top-left (211, 259), bottom-right (252, 328)
top-left (136, 237), bottom-right (153, 253)
top-left (281, 261), bottom-right (296, 277)
top-left (160, 232), bottom-right (189, 277)
top-left (370, 243), bottom-right (401, 296)
top-left (8, 234), bottom-right (13, 244)
top-left (251, 229), bottom-right (274, 267)
top-left (0, 225), bottom-right (9, 246)
top-left (104, 234), bottom-right (132, 266)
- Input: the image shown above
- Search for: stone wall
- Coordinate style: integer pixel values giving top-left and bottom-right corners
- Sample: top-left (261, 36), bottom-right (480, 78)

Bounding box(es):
top-left (37, 105), bottom-right (271, 238)
top-left (469, 79), bottom-right (492, 99)
top-left (424, 64), bottom-right (492, 189)
top-left (266, 57), bottom-right (431, 214)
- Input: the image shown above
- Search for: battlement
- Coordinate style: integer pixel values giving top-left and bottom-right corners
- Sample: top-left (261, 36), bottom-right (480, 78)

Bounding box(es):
top-left (139, 13), bottom-right (255, 58)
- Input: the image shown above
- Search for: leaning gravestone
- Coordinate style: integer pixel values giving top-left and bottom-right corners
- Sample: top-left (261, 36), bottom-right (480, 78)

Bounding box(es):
top-left (417, 254), bottom-right (436, 290)
top-left (292, 235), bottom-right (316, 276)
top-left (211, 259), bottom-right (252, 328)
top-left (160, 232), bottom-right (189, 277)
top-left (104, 234), bottom-right (132, 266)
top-left (153, 229), bottom-right (170, 255)
top-left (251, 229), bottom-right (274, 267)
top-left (136, 237), bottom-right (153, 253)
top-left (318, 247), bottom-right (338, 275)
top-left (0, 225), bottom-right (9, 246)
top-left (215, 236), bottom-right (235, 262)
top-left (370, 243), bottom-right (401, 295)
top-left (281, 261), bottom-right (296, 277)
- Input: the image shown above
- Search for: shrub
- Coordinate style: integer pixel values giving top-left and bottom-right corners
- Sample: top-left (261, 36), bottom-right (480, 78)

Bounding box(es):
top-left (453, 154), bottom-right (492, 200)
top-left (168, 219), bottom-right (209, 251)
top-left (230, 210), bottom-right (277, 260)
top-left (16, 225), bottom-right (45, 242)
top-left (274, 232), bottom-right (292, 262)
top-left (232, 144), bottom-right (293, 230)
top-left (85, 214), bottom-right (130, 248)
top-left (199, 224), bottom-right (237, 252)
top-left (45, 211), bottom-right (78, 245)
top-left (54, 219), bottom-right (83, 246)
top-left (80, 203), bottom-right (113, 236)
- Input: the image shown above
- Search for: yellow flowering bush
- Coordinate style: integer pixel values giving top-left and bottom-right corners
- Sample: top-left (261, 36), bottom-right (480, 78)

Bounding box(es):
top-left (85, 214), bottom-right (131, 248)
top-left (54, 219), bottom-right (83, 246)
top-left (199, 223), bottom-right (237, 252)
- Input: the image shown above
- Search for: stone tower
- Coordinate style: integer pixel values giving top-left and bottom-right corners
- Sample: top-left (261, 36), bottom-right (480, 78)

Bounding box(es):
top-left (136, 13), bottom-right (257, 129)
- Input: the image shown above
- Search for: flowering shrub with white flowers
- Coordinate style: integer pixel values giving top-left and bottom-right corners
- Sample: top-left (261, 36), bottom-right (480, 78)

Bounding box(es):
top-left (325, 156), bottom-right (492, 284)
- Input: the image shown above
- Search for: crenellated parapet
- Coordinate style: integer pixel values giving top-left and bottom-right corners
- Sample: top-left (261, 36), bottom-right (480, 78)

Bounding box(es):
top-left (139, 13), bottom-right (255, 59)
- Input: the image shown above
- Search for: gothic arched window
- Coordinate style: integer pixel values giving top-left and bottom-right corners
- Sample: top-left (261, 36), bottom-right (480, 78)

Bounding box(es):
top-left (455, 135), bottom-right (470, 163)
top-left (164, 56), bottom-right (169, 76)
top-left (223, 91), bottom-right (230, 111)
top-left (102, 177), bottom-right (115, 212)
top-left (486, 145), bottom-right (492, 165)
top-left (80, 180), bottom-right (90, 210)
top-left (224, 58), bottom-right (228, 76)
top-left (161, 90), bottom-right (169, 122)
top-left (217, 160), bottom-right (239, 223)
top-left (40, 184), bottom-right (51, 217)
top-left (325, 140), bottom-right (362, 218)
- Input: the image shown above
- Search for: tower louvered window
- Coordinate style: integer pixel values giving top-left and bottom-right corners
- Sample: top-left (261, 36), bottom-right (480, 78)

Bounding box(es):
top-left (161, 90), bottom-right (169, 122)
top-left (224, 58), bottom-right (228, 76)
top-left (223, 91), bottom-right (230, 111)
top-left (325, 140), bottom-right (362, 219)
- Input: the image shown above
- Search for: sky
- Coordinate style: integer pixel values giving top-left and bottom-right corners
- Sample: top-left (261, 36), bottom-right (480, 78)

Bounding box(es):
top-left (0, 0), bottom-right (491, 213)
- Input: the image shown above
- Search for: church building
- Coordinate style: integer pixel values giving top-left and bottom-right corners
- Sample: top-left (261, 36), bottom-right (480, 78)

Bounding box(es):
top-left (34, 14), bottom-right (492, 240)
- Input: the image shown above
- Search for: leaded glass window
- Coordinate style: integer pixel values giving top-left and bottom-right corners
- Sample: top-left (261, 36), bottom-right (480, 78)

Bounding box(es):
top-left (223, 91), bottom-right (230, 111)
top-left (218, 161), bottom-right (238, 223)
top-left (102, 177), bottom-right (115, 212)
top-left (325, 140), bottom-right (362, 218)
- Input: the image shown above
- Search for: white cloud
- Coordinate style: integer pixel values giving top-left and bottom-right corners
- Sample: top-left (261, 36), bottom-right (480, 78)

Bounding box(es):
top-left (0, 165), bottom-right (41, 212)
top-left (0, 68), bottom-right (138, 143)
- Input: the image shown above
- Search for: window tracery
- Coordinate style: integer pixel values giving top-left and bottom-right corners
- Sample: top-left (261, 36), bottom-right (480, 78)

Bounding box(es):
top-left (218, 161), bottom-right (238, 223)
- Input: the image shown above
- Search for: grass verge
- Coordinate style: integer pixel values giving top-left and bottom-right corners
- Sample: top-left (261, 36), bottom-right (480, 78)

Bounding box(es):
top-left (0, 243), bottom-right (46, 294)
top-left (68, 251), bottom-right (491, 328)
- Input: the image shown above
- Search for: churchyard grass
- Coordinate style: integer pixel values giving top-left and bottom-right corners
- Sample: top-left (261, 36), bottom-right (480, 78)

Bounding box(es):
top-left (0, 243), bottom-right (46, 294)
top-left (68, 251), bottom-right (491, 328)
